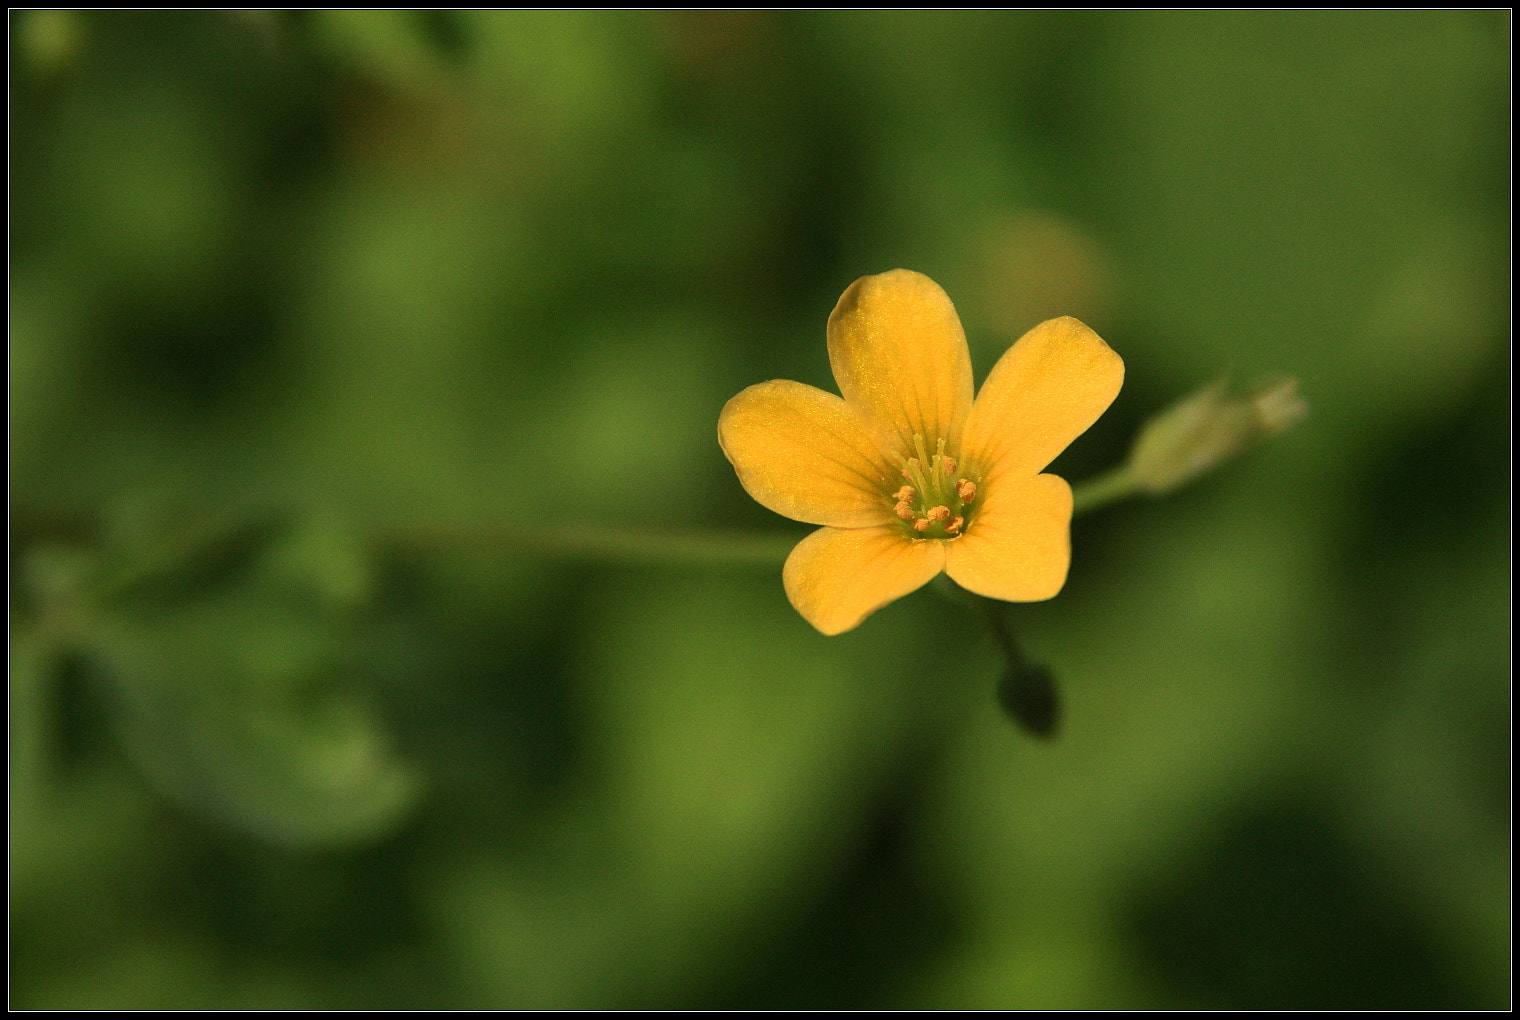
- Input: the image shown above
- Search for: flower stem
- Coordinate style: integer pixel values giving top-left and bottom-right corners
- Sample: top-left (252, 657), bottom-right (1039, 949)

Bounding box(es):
top-left (933, 577), bottom-right (1059, 736)
top-left (376, 467), bottom-right (1143, 569)
top-left (375, 522), bottom-right (801, 568)
top-left (1069, 465), bottom-right (1142, 515)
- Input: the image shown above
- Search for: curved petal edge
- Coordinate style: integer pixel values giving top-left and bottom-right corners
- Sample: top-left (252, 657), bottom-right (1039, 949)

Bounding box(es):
top-left (719, 380), bottom-right (894, 528)
top-left (944, 473), bottom-right (1073, 602)
top-left (827, 270), bottom-right (975, 453)
top-left (783, 525), bottom-right (947, 635)
top-left (962, 316), bottom-right (1124, 477)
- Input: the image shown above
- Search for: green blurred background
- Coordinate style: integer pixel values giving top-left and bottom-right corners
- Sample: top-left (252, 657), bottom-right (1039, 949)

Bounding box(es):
top-left (10, 10), bottom-right (1509, 1009)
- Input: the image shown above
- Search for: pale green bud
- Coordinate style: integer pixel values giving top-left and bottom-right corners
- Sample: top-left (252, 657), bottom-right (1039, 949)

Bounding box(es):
top-left (1128, 376), bottom-right (1307, 495)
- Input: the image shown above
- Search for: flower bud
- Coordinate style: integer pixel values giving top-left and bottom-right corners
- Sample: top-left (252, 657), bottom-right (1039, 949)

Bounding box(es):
top-left (1127, 376), bottom-right (1307, 495)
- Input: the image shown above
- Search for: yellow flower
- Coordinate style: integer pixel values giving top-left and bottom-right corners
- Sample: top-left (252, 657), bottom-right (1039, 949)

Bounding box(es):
top-left (718, 270), bottom-right (1124, 635)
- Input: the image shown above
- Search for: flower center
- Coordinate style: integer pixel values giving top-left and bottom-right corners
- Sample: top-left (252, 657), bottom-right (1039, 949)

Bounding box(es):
top-left (887, 434), bottom-right (980, 540)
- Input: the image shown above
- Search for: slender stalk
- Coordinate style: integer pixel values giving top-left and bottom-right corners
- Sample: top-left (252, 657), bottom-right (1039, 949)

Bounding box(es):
top-left (376, 522), bottom-right (801, 568)
top-left (1070, 465), bottom-right (1142, 515)
top-left (376, 466), bottom-right (1143, 568)
top-left (933, 576), bottom-right (1059, 736)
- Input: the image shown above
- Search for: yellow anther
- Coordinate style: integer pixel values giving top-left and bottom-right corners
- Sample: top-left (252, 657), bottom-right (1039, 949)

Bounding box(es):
top-left (912, 518), bottom-right (931, 533)
top-left (941, 457), bottom-right (957, 476)
top-left (955, 478), bottom-right (977, 502)
top-left (893, 485), bottom-right (915, 503)
top-left (946, 516), bottom-right (964, 536)
top-left (894, 501), bottom-right (915, 520)
top-left (926, 505), bottom-right (950, 522)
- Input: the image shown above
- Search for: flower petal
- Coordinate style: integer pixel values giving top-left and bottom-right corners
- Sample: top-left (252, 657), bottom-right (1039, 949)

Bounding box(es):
top-left (783, 525), bottom-right (946, 635)
top-left (944, 473), bottom-right (1073, 602)
top-left (961, 316), bottom-right (1124, 477)
top-left (827, 270), bottom-right (975, 453)
top-left (719, 379), bottom-right (894, 527)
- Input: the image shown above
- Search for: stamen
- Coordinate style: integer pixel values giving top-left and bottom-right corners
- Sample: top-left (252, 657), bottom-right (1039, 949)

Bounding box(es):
top-left (893, 437), bottom-right (971, 532)
top-left (914, 434), bottom-right (931, 467)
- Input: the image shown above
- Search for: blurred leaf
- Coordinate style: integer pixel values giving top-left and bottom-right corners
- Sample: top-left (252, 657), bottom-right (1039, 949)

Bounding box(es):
top-left (16, 9), bottom-right (88, 77)
top-left (310, 10), bottom-right (456, 95)
top-left (78, 508), bottom-right (420, 847)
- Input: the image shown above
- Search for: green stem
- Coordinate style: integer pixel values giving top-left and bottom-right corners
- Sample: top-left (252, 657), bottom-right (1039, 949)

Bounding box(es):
top-left (932, 577), bottom-right (1059, 736)
top-left (377, 465), bottom-right (1144, 568)
top-left (376, 522), bottom-right (802, 568)
top-left (1070, 465), bottom-right (1142, 515)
